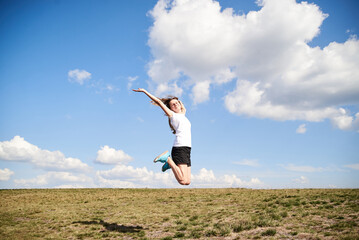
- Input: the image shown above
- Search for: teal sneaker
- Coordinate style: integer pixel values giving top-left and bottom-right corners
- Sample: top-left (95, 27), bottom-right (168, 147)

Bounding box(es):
top-left (162, 162), bottom-right (171, 172)
top-left (154, 151), bottom-right (170, 163)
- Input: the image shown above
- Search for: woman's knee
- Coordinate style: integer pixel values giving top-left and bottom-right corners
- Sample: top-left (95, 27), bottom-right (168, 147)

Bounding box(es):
top-left (179, 179), bottom-right (191, 185)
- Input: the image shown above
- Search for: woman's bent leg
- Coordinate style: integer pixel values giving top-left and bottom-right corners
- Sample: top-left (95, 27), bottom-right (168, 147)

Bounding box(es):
top-left (167, 157), bottom-right (191, 185)
top-left (179, 165), bottom-right (190, 185)
top-left (186, 166), bottom-right (191, 184)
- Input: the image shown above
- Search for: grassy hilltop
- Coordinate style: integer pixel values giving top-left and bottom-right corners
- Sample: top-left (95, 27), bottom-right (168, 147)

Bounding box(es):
top-left (0, 188), bottom-right (358, 239)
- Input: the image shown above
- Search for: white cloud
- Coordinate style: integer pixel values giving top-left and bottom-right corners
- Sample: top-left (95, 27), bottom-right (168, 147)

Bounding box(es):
top-left (191, 81), bottom-right (211, 104)
top-left (128, 76), bottom-right (139, 82)
top-left (293, 176), bottom-right (309, 184)
top-left (96, 174), bottom-right (137, 188)
top-left (95, 166), bottom-right (264, 188)
top-left (192, 168), bottom-right (216, 184)
top-left (96, 164), bottom-right (176, 188)
top-left (127, 76), bottom-right (139, 89)
top-left (95, 146), bottom-right (133, 165)
top-left (4, 158), bottom-right (264, 188)
top-left (0, 136), bottom-right (90, 172)
top-left (14, 171), bottom-right (94, 188)
top-left (89, 79), bottom-right (120, 95)
top-left (191, 168), bottom-right (264, 188)
top-left (296, 124), bottom-right (307, 134)
top-left (147, 0), bottom-right (359, 131)
top-left (154, 82), bottom-right (184, 98)
top-left (331, 111), bottom-right (359, 132)
top-left (105, 84), bottom-right (114, 91)
top-left (0, 168), bottom-right (14, 181)
top-left (15, 175), bottom-right (47, 187)
top-left (0, 136), bottom-right (264, 188)
top-left (233, 159), bottom-right (260, 167)
top-left (344, 163), bottom-right (359, 170)
top-left (68, 69), bottom-right (92, 85)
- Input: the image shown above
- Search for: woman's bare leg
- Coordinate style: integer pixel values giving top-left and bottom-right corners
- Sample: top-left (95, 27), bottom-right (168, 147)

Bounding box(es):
top-left (186, 166), bottom-right (191, 183)
top-left (167, 157), bottom-right (191, 185)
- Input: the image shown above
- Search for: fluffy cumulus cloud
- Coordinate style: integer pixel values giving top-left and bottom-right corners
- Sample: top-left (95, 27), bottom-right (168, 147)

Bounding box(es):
top-left (0, 168), bottom-right (14, 181)
top-left (191, 168), bottom-right (263, 188)
top-left (147, 0), bottom-right (359, 131)
top-left (95, 166), bottom-right (263, 188)
top-left (9, 163), bottom-right (263, 188)
top-left (95, 146), bottom-right (133, 165)
top-left (191, 168), bottom-right (216, 185)
top-left (0, 136), bottom-right (90, 172)
top-left (1, 136), bottom-right (263, 188)
top-left (68, 69), bottom-right (92, 85)
top-left (96, 165), bottom-right (176, 188)
top-left (14, 172), bottom-right (94, 188)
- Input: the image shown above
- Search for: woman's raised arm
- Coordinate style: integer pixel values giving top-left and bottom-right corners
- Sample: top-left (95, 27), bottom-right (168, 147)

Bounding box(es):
top-left (133, 88), bottom-right (173, 117)
top-left (179, 100), bottom-right (186, 114)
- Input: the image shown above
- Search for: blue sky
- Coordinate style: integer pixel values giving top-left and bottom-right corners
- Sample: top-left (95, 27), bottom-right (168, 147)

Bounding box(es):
top-left (0, 0), bottom-right (358, 189)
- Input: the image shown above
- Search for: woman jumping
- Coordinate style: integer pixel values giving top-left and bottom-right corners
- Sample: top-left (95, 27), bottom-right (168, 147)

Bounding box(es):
top-left (133, 88), bottom-right (191, 185)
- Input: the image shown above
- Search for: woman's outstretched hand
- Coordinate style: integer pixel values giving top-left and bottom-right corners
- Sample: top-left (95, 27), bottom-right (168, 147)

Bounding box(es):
top-left (132, 88), bottom-right (146, 93)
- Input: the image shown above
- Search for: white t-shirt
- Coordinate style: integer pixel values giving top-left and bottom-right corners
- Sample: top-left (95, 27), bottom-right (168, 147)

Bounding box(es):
top-left (170, 112), bottom-right (192, 147)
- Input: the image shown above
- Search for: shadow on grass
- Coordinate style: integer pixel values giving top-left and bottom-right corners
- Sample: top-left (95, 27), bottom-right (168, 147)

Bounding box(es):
top-left (73, 220), bottom-right (143, 233)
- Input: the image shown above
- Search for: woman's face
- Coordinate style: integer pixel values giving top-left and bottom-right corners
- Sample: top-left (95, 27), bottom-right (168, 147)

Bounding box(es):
top-left (169, 99), bottom-right (181, 113)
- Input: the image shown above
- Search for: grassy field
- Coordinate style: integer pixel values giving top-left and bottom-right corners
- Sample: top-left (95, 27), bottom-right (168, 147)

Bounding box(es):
top-left (0, 188), bottom-right (358, 239)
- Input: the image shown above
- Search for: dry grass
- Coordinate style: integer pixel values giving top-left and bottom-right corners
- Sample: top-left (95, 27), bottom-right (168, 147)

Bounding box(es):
top-left (0, 188), bottom-right (358, 239)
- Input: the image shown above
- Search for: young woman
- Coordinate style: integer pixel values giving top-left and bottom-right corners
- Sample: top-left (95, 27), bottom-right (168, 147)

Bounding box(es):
top-left (133, 88), bottom-right (191, 185)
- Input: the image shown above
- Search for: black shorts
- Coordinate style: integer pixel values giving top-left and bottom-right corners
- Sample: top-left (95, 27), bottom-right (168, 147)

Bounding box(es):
top-left (171, 147), bottom-right (191, 167)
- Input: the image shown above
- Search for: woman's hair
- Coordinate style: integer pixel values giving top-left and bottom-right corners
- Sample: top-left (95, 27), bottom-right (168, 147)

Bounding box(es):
top-left (151, 96), bottom-right (178, 134)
